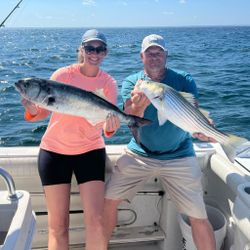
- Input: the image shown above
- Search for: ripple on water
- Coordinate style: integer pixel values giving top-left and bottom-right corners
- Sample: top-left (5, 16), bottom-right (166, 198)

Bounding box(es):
top-left (0, 27), bottom-right (249, 145)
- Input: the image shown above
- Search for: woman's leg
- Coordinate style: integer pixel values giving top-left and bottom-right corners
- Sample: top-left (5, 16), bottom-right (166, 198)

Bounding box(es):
top-left (44, 184), bottom-right (71, 250)
top-left (79, 180), bottom-right (106, 250)
top-left (72, 148), bottom-right (106, 250)
top-left (38, 149), bottom-right (73, 250)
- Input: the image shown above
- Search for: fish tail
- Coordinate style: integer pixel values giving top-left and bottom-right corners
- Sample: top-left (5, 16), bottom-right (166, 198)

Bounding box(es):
top-left (128, 116), bottom-right (152, 144)
top-left (221, 134), bottom-right (248, 162)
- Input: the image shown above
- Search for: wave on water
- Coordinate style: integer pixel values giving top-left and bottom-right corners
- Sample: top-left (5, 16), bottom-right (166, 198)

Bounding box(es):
top-left (0, 26), bottom-right (249, 146)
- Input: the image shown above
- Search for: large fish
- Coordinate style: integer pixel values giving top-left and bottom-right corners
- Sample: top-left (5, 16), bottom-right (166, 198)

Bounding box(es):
top-left (15, 78), bottom-right (151, 143)
top-left (137, 80), bottom-right (248, 162)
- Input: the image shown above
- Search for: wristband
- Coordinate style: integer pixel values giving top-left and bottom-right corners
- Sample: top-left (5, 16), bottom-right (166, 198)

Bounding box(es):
top-left (105, 130), bottom-right (115, 137)
top-left (24, 110), bottom-right (37, 121)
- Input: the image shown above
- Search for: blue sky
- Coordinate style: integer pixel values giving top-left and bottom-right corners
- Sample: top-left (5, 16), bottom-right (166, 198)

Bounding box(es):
top-left (1, 0), bottom-right (250, 28)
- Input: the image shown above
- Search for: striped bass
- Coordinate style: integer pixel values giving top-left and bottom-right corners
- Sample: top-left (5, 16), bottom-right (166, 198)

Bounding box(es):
top-left (15, 78), bottom-right (152, 143)
top-left (137, 80), bottom-right (248, 162)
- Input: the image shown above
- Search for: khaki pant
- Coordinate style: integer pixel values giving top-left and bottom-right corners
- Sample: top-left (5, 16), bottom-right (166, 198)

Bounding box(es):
top-left (105, 149), bottom-right (207, 219)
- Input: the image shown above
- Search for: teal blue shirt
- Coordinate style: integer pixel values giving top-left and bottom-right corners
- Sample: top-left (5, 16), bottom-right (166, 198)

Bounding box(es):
top-left (122, 68), bottom-right (198, 160)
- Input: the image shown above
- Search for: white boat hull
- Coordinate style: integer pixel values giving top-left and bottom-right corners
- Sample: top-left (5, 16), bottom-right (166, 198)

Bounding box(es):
top-left (0, 190), bottom-right (36, 250)
top-left (0, 142), bottom-right (249, 250)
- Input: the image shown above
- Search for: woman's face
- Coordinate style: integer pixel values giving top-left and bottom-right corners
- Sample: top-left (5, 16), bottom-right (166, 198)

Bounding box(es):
top-left (81, 40), bottom-right (107, 67)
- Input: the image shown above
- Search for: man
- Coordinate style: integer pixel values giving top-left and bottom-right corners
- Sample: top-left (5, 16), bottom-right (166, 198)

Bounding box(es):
top-left (103, 34), bottom-right (216, 250)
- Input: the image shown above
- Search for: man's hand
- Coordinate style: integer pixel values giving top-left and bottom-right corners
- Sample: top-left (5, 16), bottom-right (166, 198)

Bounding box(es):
top-left (132, 80), bottom-right (151, 107)
top-left (124, 81), bottom-right (151, 117)
top-left (131, 91), bottom-right (150, 108)
top-left (192, 132), bottom-right (217, 142)
top-left (192, 112), bottom-right (217, 142)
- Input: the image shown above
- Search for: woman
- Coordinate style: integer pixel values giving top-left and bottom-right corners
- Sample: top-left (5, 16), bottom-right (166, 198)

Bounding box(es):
top-left (21, 29), bottom-right (120, 250)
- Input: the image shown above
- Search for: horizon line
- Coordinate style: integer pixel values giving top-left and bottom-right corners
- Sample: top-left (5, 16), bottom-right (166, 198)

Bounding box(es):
top-left (1, 24), bottom-right (250, 29)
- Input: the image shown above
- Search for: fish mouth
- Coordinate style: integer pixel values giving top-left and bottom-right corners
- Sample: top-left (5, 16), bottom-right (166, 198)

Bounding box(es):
top-left (14, 80), bottom-right (24, 93)
top-left (14, 79), bottom-right (30, 98)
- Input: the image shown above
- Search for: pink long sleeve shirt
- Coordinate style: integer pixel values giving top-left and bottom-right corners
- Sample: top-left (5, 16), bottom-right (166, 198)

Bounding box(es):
top-left (25, 64), bottom-right (117, 155)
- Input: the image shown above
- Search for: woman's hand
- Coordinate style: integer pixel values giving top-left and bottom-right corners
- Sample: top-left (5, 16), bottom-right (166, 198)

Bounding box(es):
top-left (21, 98), bottom-right (38, 116)
top-left (103, 113), bottom-right (120, 137)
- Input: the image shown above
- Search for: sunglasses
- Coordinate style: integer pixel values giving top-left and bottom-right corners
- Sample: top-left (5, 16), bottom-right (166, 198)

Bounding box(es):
top-left (83, 45), bottom-right (107, 54)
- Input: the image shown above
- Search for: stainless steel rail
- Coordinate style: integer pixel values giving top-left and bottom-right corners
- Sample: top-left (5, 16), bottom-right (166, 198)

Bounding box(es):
top-left (0, 167), bottom-right (22, 200)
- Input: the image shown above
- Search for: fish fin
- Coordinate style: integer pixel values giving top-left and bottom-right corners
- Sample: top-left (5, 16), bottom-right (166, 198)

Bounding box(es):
top-left (199, 108), bottom-right (210, 119)
top-left (93, 89), bottom-right (106, 99)
top-left (157, 110), bottom-right (168, 126)
top-left (179, 92), bottom-right (196, 106)
top-left (221, 134), bottom-right (248, 162)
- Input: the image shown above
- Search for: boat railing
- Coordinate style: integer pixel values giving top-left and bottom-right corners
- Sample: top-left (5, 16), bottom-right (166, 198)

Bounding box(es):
top-left (0, 167), bottom-right (23, 200)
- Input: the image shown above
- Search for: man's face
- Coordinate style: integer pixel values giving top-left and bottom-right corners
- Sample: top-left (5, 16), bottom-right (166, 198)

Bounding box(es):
top-left (141, 46), bottom-right (167, 72)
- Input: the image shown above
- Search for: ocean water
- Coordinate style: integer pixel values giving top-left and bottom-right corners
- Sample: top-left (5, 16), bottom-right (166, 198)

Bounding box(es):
top-left (0, 26), bottom-right (249, 146)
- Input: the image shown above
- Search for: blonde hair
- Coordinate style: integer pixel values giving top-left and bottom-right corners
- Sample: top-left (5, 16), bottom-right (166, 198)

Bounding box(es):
top-left (77, 46), bottom-right (84, 63)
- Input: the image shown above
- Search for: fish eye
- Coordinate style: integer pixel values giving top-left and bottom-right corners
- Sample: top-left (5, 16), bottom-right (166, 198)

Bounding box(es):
top-left (153, 95), bottom-right (160, 99)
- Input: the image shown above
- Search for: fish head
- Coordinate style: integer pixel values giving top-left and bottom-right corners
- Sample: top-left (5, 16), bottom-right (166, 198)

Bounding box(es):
top-left (137, 80), bottom-right (165, 102)
top-left (15, 78), bottom-right (50, 104)
top-left (137, 80), bottom-right (169, 126)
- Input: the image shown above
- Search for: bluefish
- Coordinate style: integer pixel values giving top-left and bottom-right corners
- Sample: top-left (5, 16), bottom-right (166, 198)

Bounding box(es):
top-left (15, 78), bottom-right (152, 143)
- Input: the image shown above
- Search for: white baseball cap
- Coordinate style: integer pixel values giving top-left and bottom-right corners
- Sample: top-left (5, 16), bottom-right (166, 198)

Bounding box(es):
top-left (141, 34), bottom-right (167, 53)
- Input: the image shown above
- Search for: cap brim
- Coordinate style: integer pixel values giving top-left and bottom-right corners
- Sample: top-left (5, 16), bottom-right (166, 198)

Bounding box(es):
top-left (141, 43), bottom-right (167, 53)
top-left (82, 38), bottom-right (107, 45)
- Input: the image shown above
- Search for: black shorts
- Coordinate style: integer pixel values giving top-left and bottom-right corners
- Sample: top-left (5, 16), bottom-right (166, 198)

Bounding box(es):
top-left (38, 148), bottom-right (106, 186)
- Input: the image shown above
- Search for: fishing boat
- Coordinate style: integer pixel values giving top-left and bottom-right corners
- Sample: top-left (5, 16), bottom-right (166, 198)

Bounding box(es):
top-left (0, 141), bottom-right (250, 250)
